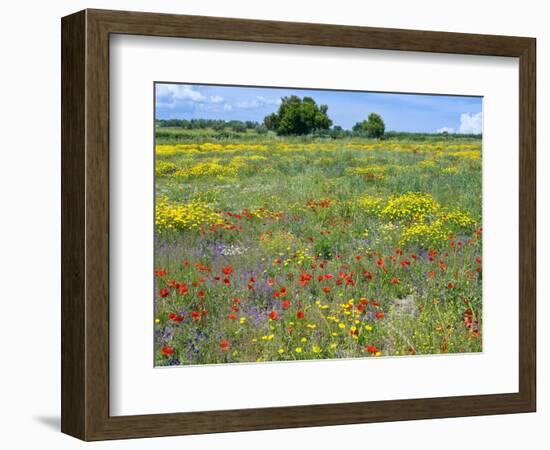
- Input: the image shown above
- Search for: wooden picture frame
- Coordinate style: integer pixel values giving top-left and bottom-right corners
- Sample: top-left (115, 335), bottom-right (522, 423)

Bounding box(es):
top-left (61, 8), bottom-right (536, 441)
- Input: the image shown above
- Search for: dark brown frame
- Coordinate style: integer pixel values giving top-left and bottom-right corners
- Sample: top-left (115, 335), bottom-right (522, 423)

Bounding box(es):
top-left (61, 8), bottom-right (536, 441)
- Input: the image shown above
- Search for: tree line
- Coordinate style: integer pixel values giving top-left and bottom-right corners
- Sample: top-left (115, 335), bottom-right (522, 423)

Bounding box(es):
top-left (157, 95), bottom-right (481, 139)
top-left (156, 95), bottom-right (385, 138)
top-left (155, 118), bottom-right (267, 133)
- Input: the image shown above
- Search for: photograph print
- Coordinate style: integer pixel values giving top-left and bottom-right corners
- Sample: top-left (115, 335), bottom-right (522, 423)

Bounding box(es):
top-left (153, 83), bottom-right (483, 366)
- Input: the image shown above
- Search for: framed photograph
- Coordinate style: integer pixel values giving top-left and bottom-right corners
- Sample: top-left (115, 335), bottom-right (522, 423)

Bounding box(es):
top-left (61, 9), bottom-right (536, 440)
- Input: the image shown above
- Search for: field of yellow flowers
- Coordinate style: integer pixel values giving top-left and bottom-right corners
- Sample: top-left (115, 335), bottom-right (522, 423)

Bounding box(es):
top-left (154, 135), bottom-right (482, 365)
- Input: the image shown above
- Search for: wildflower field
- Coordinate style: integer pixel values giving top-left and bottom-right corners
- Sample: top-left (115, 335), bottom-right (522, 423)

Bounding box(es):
top-left (154, 132), bottom-right (482, 366)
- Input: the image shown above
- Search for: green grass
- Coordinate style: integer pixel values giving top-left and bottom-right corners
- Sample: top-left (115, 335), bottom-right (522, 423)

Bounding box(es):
top-left (153, 133), bottom-right (482, 365)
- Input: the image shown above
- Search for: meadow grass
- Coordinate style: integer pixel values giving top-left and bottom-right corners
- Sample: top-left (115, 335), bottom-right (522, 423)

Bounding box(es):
top-left (154, 132), bottom-right (482, 365)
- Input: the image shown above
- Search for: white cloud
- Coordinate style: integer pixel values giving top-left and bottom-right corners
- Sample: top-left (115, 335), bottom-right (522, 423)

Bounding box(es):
top-left (259, 96), bottom-right (281, 105)
top-left (155, 85), bottom-right (234, 113)
top-left (156, 84), bottom-right (206, 103)
top-left (223, 103), bottom-right (233, 112)
top-left (436, 126), bottom-right (454, 134)
top-left (459, 112), bottom-right (483, 134)
top-left (235, 95), bottom-right (280, 109)
top-left (156, 101), bottom-right (177, 109)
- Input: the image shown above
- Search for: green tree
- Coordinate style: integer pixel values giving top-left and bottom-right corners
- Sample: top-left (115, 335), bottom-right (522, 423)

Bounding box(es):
top-left (353, 112), bottom-right (385, 138)
top-left (263, 113), bottom-right (279, 132)
top-left (263, 96), bottom-right (332, 135)
top-left (229, 120), bottom-right (247, 133)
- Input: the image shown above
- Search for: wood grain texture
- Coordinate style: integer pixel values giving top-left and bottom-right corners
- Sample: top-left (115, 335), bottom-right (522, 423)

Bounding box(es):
top-left (518, 39), bottom-right (536, 410)
top-left (61, 8), bottom-right (536, 441)
top-left (61, 10), bottom-right (86, 439)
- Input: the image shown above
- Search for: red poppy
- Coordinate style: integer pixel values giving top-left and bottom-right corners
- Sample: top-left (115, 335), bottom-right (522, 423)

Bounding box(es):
top-left (371, 300), bottom-right (380, 307)
top-left (219, 339), bottom-right (231, 351)
top-left (297, 311), bottom-right (305, 319)
top-left (376, 258), bottom-right (384, 267)
top-left (375, 312), bottom-right (385, 319)
top-left (268, 310), bottom-right (278, 321)
top-left (161, 346), bottom-right (175, 356)
top-left (400, 260), bottom-right (411, 267)
top-left (366, 344), bottom-right (378, 354)
top-left (178, 284), bottom-right (188, 295)
top-left (250, 277), bottom-right (256, 283)
top-left (267, 278), bottom-right (275, 286)
top-left (159, 288), bottom-right (170, 298)
top-left (323, 287), bottom-right (331, 293)
top-left (299, 273), bottom-right (313, 286)
top-left (168, 313), bottom-right (183, 323)
top-left (195, 263), bottom-right (211, 272)
top-left (355, 255), bottom-right (362, 260)
top-left (463, 308), bottom-right (474, 328)
top-left (223, 278), bottom-right (231, 285)
top-left (391, 277), bottom-right (399, 284)
top-left (447, 282), bottom-right (455, 289)
top-left (222, 265), bottom-right (233, 275)
top-left (231, 306), bottom-right (239, 312)
top-left (155, 268), bottom-right (167, 277)
top-left (233, 297), bottom-right (241, 304)
top-left (227, 314), bottom-right (237, 321)
top-left (198, 290), bottom-right (205, 298)
top-left (427, 271), bottom-right (436, 279)
top-left (282, 300), bottom-right (291, 310)
top-left (363, 270), bottom-right (373, 280)
top-left (167, 279), bottom-right (178, 287)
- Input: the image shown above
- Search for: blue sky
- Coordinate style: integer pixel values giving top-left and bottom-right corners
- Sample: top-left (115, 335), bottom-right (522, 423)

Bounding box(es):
top-left (155, 83), bottom-right (483, 134)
